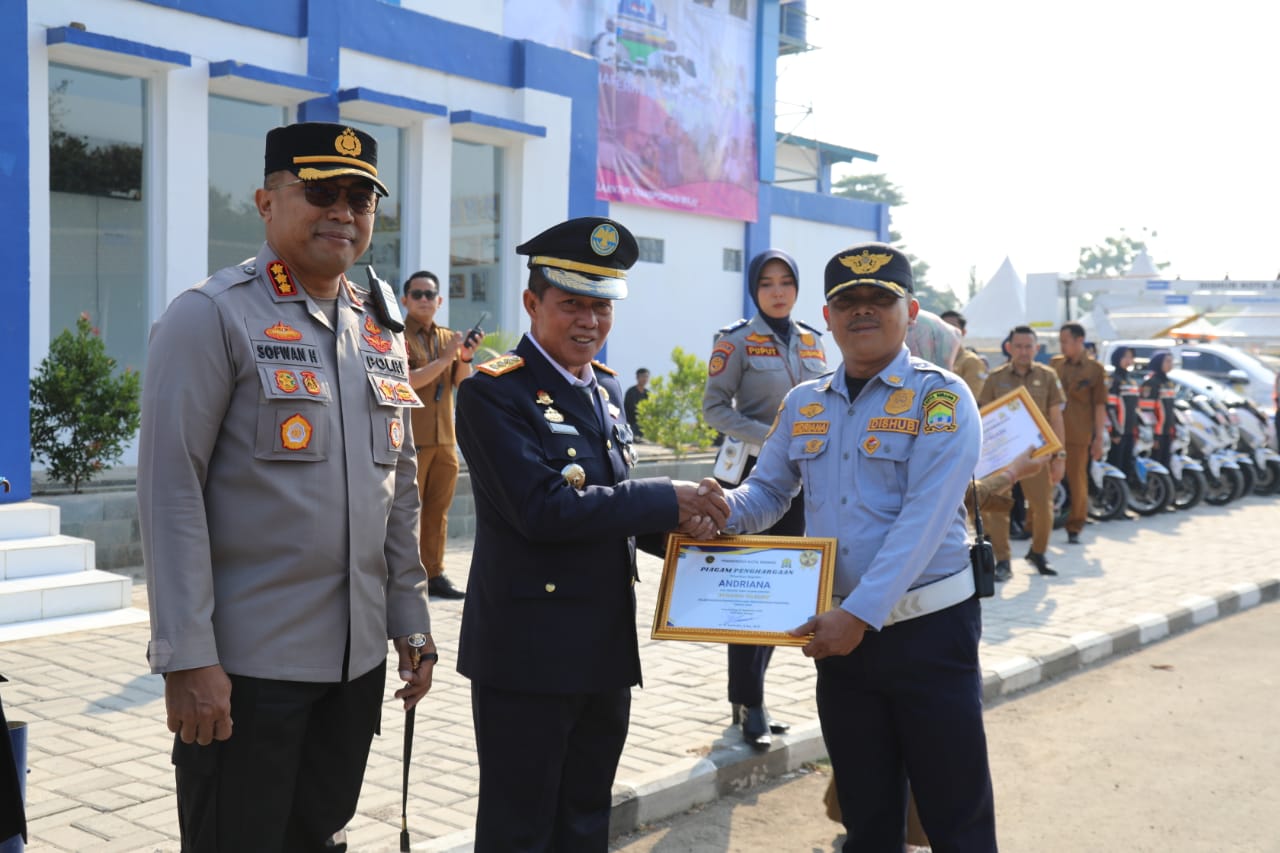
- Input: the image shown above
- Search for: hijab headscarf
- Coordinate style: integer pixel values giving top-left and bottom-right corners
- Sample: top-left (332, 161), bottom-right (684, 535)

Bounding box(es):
top-left (1110, 346), bottom-right (1133, 375)
top-left (1148, 349), bottom-right (1173, 376)
top-left (747, 249), bottom-right (799, 344)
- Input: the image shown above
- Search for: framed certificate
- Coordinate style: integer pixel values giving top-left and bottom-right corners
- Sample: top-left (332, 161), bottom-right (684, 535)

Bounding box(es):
top-left (651, 535), bottom-right (837, 646)
top-left (976, 386), bottom-right (1063, 478)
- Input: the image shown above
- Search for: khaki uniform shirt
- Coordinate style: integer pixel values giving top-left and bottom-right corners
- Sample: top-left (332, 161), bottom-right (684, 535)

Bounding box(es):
top-left (405, 316), bottom-right (460, 447)
top-left (953, 347), bottom-right (988, 398)
top-left (978, 361), bottom-right (1065, 418)
top-left (138, 243), bottom-right (430, 682)
top-left (1050, 353), bottom-right (1108, 446)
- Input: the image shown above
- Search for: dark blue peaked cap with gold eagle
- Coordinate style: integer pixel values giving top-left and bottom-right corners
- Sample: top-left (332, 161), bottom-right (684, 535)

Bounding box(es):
top-left (516, 216), bottom-right (638, 300)
top-left (265, 122), bottom-right (390, 197)
top-left (824, 242), bottom-right (914, 300)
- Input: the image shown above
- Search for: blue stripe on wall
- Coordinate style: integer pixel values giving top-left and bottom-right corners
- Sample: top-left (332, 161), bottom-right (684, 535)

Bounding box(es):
top-left (2, 2), bottom-right (31, 502)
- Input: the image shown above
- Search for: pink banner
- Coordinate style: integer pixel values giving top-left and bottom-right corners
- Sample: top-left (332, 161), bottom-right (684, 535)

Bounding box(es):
top-left (507, 0), bottom-right (759, 221)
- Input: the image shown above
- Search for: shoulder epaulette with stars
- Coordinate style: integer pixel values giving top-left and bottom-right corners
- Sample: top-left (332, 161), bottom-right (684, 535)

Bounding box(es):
top-left (591, 359), bottom-right (617, 376)
top-left (717, 318), bottom-right (749, 335)
top-left (476, 354), bottom-right (525, 377)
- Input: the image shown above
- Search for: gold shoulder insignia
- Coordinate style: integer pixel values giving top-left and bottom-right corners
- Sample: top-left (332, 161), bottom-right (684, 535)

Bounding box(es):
top-left (839, 249), bottom-right (893, 275)
top-left (591, 359), bottom-right (617, 376)
top-left (477, 354), bottom-right (525, 377)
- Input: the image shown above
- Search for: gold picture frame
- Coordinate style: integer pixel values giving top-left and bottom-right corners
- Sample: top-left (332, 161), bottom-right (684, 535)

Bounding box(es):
top-left (976, 386), bottom-right (1064, 478)
top-left (651, 534), bottom-right (837, 646)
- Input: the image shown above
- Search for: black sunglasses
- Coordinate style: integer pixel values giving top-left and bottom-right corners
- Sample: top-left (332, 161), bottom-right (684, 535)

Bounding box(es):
top-left (407, 289), bottom-right (439, 301)
top-left (274, 179), bottom-right (380, 215)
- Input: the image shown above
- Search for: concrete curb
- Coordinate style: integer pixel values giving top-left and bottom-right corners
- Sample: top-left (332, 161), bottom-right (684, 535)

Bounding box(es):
top-left (420, 575), bottom-right (1279, 851)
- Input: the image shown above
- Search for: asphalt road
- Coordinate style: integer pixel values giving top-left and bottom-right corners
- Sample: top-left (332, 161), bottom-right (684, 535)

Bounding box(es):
top-left (610, 599), bottom-right (1280, 853)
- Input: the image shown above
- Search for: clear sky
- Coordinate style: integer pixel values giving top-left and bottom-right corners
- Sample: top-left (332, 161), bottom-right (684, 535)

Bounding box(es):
top-left (775, 0), bottom-right (1280, 302)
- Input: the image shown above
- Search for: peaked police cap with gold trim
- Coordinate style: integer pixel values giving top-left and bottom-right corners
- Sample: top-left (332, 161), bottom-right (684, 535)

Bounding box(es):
top-left (517, 217), bottom-right (638, 300)
top-left (824, 242), bottom-right (914, 300)
top-left (264, 122), bottom-right (390, 196)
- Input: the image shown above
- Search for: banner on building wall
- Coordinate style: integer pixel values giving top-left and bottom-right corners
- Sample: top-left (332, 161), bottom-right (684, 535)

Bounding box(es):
top-left (505, 0), bottom-right (759, 221)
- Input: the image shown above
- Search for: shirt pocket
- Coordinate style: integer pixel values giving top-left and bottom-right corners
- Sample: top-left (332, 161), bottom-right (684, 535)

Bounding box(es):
top-left (788, 435), bottom-right (829, 512)
top-left (856, 437), bottom-right (911, 512)
top-left (254, 400), bottom-right (328, 462)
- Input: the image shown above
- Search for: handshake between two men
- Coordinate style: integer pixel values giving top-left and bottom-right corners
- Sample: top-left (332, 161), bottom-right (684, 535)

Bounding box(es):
top-left (671, 478), bottom-right (731, 540)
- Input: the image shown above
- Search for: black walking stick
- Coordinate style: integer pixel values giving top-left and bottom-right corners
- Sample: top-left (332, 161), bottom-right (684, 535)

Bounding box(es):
top-left (400, 633), bottom-right (427, 852)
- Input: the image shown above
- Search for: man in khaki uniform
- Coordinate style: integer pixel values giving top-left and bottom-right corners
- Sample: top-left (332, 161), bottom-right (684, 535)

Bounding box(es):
top-left (402, 270), bottom-right (482, 599)
top-left (941, 310), bottom-right (988, 397)
top-left (977, 325), bottom-right (1067, 578)
top-left (1050, 323), bottom-right (1109, 544)
top-left (138, 122), bottom-right (434, 850)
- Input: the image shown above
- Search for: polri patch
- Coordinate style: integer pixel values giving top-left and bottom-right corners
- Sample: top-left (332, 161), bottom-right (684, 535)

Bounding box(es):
top-left (922, 390), bottom-right (960, 433)
top-left (389, 417), bottom-right (404, 449)
top-left (868, 416), bottom-right (919, 435)
top-left (708, 351), bottom-right (729, 376)
top-left (280, 413), bottom-right (313, 450)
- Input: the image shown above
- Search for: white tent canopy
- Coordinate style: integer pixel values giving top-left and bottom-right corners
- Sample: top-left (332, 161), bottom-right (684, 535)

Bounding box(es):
top-left (960, 257), bottom-right (1025, 341)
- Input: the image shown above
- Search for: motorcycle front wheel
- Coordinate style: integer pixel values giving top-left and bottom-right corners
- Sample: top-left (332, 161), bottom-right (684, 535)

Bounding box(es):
top-left (1236, 463), bottom-right (1255, 500)
top-left (1172, 469), bottom-right (1206, 511)
top-left (1128, 471), bottom-right (1174, 516)
top-left (1252, 459), bottom-right (1280, 496)
top-left (1204, 467), bottom-right (1243, 506)
top-left (1089, 477), bottom-right (1131, 521)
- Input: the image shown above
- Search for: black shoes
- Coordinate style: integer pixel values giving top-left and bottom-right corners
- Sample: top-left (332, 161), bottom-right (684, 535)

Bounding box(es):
top-left (993, 560), bottom-right (1012, 582)
top-left (1067, 532), bottom-right (1081, 545)
top-left (1010, 524), bottom-right (1032, 541)
top-left (1024, 549), bottom-right (1057, 576)
top-left (732, 704), bottom-right (787, 749)
top-left (427, 574), bottom-right (466, 599)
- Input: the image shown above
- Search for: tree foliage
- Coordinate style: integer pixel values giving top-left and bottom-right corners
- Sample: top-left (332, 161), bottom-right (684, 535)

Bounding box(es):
top-left (635, 347), bottom-right (717, 458)
top-left (1076, 227), bottom-right (1169, 278)
top-left (30, 314), bottom-right (142, 492)
top-left (831, 173), bottom-right (958, 314)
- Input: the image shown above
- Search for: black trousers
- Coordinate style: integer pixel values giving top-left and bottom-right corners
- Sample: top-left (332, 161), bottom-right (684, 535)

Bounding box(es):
top-left (172, 664), bottom-right (385, 853)
top-left (817, 597), bottom-right (996, 853)
top-left (721, 457), bottom-right (806, 707)
top-left (471, 682), bottom-right (630, 853)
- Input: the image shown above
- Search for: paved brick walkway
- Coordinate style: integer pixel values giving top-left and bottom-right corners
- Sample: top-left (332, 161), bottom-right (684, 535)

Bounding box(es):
top-left (3, 497), bottom-right (1278, 851)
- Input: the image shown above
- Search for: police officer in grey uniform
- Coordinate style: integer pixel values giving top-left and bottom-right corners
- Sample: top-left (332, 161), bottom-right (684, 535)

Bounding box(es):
top-left (702, 248), bottom-right (826, 748)
top-left (715, 243), bottom-right (996, 851)
top-left (138, 122), bottom-right (434, 851)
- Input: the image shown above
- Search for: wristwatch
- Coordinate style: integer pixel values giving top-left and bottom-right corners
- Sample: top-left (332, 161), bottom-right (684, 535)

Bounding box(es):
top-left (406, 632), bottom-right (438, 668)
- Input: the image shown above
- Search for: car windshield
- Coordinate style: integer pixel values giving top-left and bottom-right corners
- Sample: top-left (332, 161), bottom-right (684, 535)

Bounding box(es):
top-left (1167, 368), bottom-right (1247, 404)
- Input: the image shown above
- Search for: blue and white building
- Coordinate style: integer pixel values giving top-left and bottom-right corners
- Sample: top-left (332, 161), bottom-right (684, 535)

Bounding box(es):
top-left (3, 0), bottom-right (886, 503)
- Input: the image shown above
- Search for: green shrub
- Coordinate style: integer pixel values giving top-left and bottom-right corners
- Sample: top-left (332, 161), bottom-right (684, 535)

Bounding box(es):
top-left (635, 347), bottom-right (717, 457)
top-left (29, 313), bottom-right (141, 492)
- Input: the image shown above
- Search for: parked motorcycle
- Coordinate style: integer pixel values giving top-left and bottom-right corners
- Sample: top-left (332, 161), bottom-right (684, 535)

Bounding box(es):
top-left (1178, 395), bottom-right (1244, 506)
top-left (1087, 457), bottom-right (1132, 521)
top-left (1167, 420), bottom-right (1207, 511)
top-left (1128, 412), bottom-right (1176, 515)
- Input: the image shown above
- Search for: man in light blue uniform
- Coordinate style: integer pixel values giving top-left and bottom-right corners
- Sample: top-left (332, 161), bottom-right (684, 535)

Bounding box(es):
top-left (719, 243), bottom-right (996, 851)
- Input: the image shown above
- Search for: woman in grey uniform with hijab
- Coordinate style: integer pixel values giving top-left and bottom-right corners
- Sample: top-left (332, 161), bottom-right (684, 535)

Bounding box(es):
top-left (701, 248), bottom-right (828, 748)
